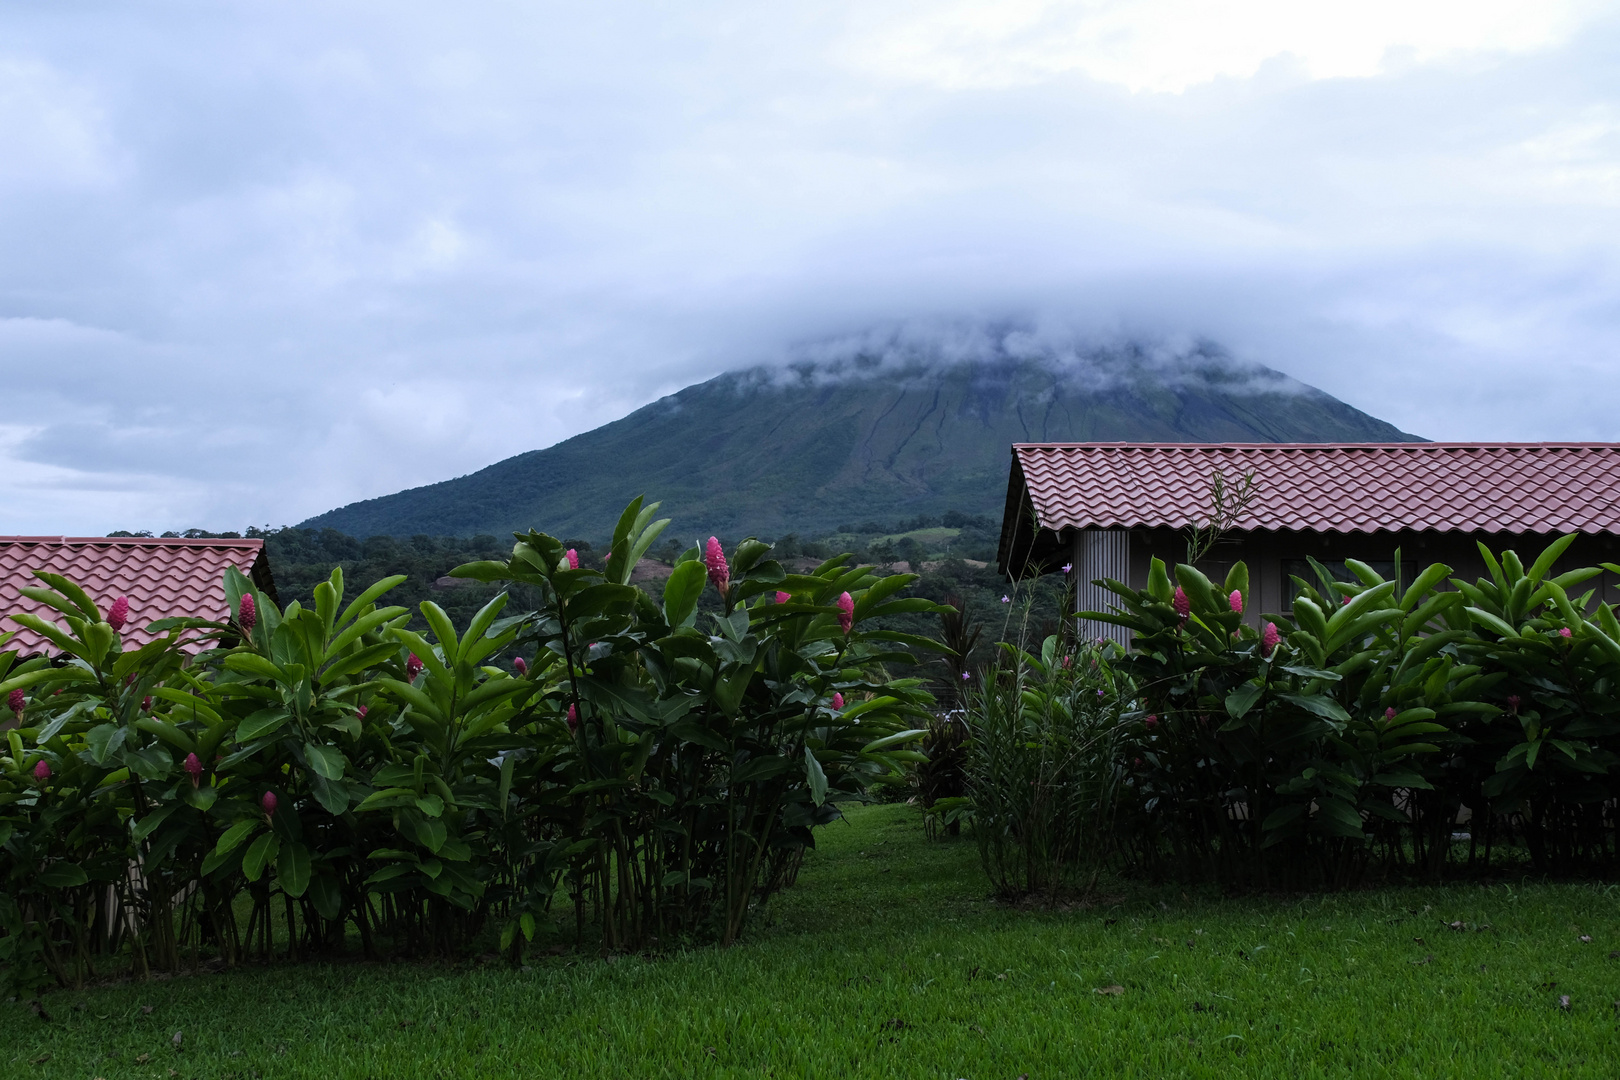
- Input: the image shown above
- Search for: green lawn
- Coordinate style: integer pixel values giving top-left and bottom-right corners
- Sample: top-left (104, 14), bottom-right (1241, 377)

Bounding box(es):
top-left (6, 803), bottom-right (1619, 1078)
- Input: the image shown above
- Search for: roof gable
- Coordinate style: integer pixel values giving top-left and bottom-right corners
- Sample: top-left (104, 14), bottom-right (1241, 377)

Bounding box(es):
top-left (0, 537), bottom-right (273, 655)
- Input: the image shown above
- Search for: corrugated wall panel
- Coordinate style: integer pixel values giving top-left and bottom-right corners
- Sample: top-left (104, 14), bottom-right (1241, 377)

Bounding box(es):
top-left (1076, 528), bottom-right (1131, 646)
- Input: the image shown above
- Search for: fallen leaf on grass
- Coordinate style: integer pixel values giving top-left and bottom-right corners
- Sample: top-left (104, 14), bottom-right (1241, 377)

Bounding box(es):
top-left (1579, 935), bottom-right (1592, 943)
top-left (29, 1054), bottom-right (50, 1065)
top-left (135, 1054), bottom-right (150, 1065)
top-left (1095, 985), bottom-right (1125, 996)
top-left (141, 1005), bottom-right (154, 1015)
top-left (172, 1030), bottom-right (183, 1049)
top-left (1559, 995), bottom-right (1571, 1011)
top-left (1411, 955), bottom-right (1433, 966)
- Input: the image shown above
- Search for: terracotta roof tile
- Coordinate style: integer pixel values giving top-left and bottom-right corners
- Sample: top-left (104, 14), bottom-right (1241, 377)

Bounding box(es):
top-left (1011, 443), bottom-right (1620, 536)
top-left (0, 537), bottom-right (270, 656)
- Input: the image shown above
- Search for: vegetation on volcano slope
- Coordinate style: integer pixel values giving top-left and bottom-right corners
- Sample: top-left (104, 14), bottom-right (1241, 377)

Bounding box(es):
top-left (7, 803), bottom-right (1616, 1080)
top-left (299, 348), bottom-right (1419, 541)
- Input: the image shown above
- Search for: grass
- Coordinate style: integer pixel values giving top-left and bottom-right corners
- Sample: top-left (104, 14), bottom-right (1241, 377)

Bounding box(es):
top-left (6, 803), bottom-right (1620, 1078)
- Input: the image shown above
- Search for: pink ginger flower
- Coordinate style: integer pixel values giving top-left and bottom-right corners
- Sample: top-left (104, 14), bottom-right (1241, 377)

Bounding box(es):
top-left (836, 592), bottom-right (854, 634)
top-left (107, 596), bottom-right (130, 631)
top-left (184, 752), bottom-right (202, 787)
top-left (566, 549), bottom-right (580, 570)
top-left (261, 790), bottom-right (277, 816)
top-left (357, 705), bottom-right (368, 720)
top-left (1261, 622), bottom-right (1280, 658)
top-left (1507, 694), bottom-right (1521, 712)
top-left (831, 692), bottom-right (844, 710)
top-left (1172, 587), bottom-right (1190, 622)
top-left (566, 703), bottom-right (579, 732)
top-left (141, 695), bottom-right (152, 712)
top-left (1559, 626), bottom-right (1573, 639)
top-left (514, 656), bottom-right (528, 676)
top-left (1342, 595), bottom-right (1351, 606)
top-left (34, 759), bottom-right (50, 781)
top-left (237, 594), bottom-right (257, 634)
top-left (1144, 714), bottom-right (1158, 729)
top-left (1229, 590), bottom-right (1243, 614)
top-left (7, 688), bottom-right (23, 720)
top-left (775, 591), bottom-right (791, 604)
top-left (1385, 707), bottom-right (1397, 720)
top-left (1062, 655), bottom-right (1072, 669)
top-left (705, 537), bottom-right (730, 593)
top-left (406, 653), bottom-right (423, 680)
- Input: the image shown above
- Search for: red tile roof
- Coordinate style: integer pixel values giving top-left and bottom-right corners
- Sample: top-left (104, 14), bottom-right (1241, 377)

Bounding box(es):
top-left (1001, 443), bottom-right (1620, 574)
top-left (0, 537), bottom-right (274, 656)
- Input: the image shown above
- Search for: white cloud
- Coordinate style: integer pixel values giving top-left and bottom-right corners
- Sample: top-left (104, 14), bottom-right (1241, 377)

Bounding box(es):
top-left (0, 2), bottom-right (1618, 533)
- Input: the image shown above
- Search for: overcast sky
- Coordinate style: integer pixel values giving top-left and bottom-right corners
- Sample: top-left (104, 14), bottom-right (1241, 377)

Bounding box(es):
top-left (3, 1), bottom-right (1619, 534)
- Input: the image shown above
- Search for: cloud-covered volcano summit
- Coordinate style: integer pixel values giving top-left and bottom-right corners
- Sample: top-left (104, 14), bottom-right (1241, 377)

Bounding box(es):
top-left (300, 327), bottom-right (1419, 542)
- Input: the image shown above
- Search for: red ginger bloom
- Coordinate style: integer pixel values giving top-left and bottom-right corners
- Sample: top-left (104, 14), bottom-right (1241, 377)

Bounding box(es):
top-left (237, 594), bottom-right (257, 634)
top-left (836, 592), bottom-right (854, 634)
top-left (406, 653), bottom-right (423, 680)
top-left (566, 549), bottom-right (579, 570)
top-left (831, 692), bottom-right (844, 710)
top-left (776, 591), bottom-right (791, 604)
top-left (184, 752), bottom-right (202, 787)
top-left (141, 696), bottom-right (152, 712)
top-left (566, 703), bottom-right (579, 732)
top-left (514, 656), bottom-right (528, 676)
top-left (1385, 707), bottom-right (1397, 720)
top-left (1229, 590), bottom-right (1243, 614)
top-left (357, 705), bottom-right (368, 720)
top-left (705, 537), bottom-right (729, 593)
top-left (1559, 626), bottom-right (1573, 639)
top-left (1507, 695), bottom-right (1521, 712)
top-left (1261, 622), bottom-right (1280, 657)
top-left (107, 596), bottom-right (129, 631)
top-left (1172, 587), bottom-right (1190, 622)
top-left (1144, 714), bottom-right (1158, 729)
top-left (34, 759), bottom-right (50, 781)
top-left (7, 688), bottom-right (23, 720)
top-left (261, 790), bottom-right (277, 816)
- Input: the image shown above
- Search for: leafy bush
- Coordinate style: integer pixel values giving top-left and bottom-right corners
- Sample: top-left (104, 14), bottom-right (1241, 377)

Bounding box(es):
top-left (0, 499), bottom-right (943, 992)
top-left (1082, 535), bottom-right (1620, 888)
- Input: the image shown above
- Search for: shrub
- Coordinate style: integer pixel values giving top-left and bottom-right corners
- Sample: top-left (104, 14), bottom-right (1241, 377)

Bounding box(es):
top-left (0, 498), bottom-right (944, 992)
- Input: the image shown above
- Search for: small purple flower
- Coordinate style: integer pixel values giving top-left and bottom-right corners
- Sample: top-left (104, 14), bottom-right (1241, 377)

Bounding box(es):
top-left (1000, 595), bottom-right (1010, 603)
top-left (1062, 563), bottom-right (1073, 574)
top-left (961, 671), bottom-right (971, 680)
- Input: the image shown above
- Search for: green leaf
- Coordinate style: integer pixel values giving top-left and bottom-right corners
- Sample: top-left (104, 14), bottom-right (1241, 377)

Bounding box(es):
top-left (237, 708), bottom-right (291, 742)
top-left (804, 745), bottom-right (829, 806)
top-left (1225, 683), bottom-right (1264, 720)
top-left (1279, 693), bottom-right (1351, 724)
top-left (277, 842), bottom-right (312, 897)
top-left (304, 742), bottom-right (346, 780)
top-left (308, 873), bottom-right (343, 920)
top-left (38, 862), bottom-right (89, 888)
top-left (243, 832), bottom-right (280, 882)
